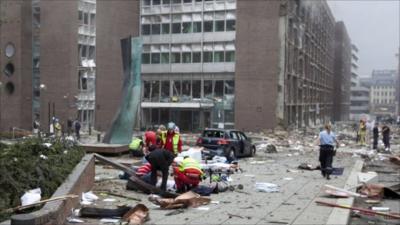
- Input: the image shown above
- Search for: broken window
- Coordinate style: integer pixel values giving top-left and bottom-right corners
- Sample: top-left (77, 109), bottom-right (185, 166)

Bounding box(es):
top-left (214, 80), bottom-right (224, 97)
top-left (214, 51), bottom-right (224, 62)
top-left (226, 20), bottom-right (235, 31)
top-left (182, 80), bottom-right (191, 100)
top-left (225, 110), bottom-right (234, 123)
top-left (204, 80), bottom-right (213, 98)
top-left (142, 53), bottom-right (150, 64)
top-left (183, 0), bottom-right (192, 3)
top-left (203, 51), bottom-right (213, 63)
top-left (163, 0), bottom-right (170, 4)
top-left (88, 46), bottom-right (95, 60)
top-left (225, 51), bottom-right (235, 62)
top-left (172, 23), bottom-right (181, 33)
top-left (182, 52), bottom-right (191, 63)
top-left (78, 11), bottom-right (83, 22)
top-left (79, 71), bottom-right (87, 90)
top-left (84, 12), bottom-right (89, 25)
top-left (172, 0), bottom-right (181, 3)
top-left (151, 24), bottom-right (161, 35)
top-left (182, 22), bottom-right (192, 33)
top-left (225, 80), bottom-right (234, 95)
top-left (171, 52), bottom-right (181, 63)
top-left (192, 80), bottom-right (201, 98)
top-left (161, 80), bottom-right (170, 101)
top-left (151, 81), bottom-right (160, 102)
top-left (160, 109), bottom-right (170, 125)
top-left (192, 52), bottom-right (201, 63)
top-left (161, 52), bottom-right (169, 63)
top-left (172, 80), bottom-right (181, 97)
top-left (151, 53), bottom-right (160, 64)
top-left (162, 23), bottom-right (170, 34)
top-left (142, 24), bottom-right (151, 35)
top-left (193, 22), bottom-right (202, 32)
top-left (153, 0), bottom-right (161, 5)
top-left (204, 21), bottom-right (213, 32)
top-left (143, 0), bottom-right (151, 5)
top-left (215, 20), bottom-right (225, 32)
top-left (143, 81), bottom-right (151, 100)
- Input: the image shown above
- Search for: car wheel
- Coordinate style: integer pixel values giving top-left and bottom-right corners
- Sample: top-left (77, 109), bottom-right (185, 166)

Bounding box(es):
top-left (226, 148), bottom-right (236, 162)
top-left (250, 146), bottom-right (256, 157)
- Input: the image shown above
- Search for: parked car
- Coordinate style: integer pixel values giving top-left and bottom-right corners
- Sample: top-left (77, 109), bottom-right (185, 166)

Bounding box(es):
top-left (196, 128), bottom-right (256, 161)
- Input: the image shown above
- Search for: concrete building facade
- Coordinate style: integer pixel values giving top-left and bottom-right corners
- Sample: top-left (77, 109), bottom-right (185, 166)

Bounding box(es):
top-left (362, 70), bottom-right (397, 120)
top-left (332, 21), bottom-right (351, 121)
top-left (1, 0), bottom-right (340, 133)
top-left (0, 0), bottom-right (97, 133)
top-left (134, 0), bottom-right (336, 132)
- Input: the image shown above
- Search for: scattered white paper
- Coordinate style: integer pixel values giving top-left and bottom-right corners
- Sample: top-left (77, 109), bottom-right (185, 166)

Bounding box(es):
top-left (21, 188), bottom-right (41, 206)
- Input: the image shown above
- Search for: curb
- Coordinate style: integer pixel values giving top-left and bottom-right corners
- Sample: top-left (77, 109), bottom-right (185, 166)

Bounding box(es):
top-left (326, 159), bottom-right (364, 225)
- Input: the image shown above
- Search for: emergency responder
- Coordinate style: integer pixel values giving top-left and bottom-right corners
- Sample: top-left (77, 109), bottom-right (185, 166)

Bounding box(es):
top-left (164, 122), bottom-right (182, 156)
top-left (129, 136), bottom-right (144, 157)
top-left (174, 156), bottom-right (204, 193)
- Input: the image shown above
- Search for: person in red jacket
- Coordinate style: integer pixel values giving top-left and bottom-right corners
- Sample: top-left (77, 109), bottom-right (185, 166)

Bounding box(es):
top-left (144, 129), bottom-right (157, 153)
top-left (163, 122), bottom-right (182, 156)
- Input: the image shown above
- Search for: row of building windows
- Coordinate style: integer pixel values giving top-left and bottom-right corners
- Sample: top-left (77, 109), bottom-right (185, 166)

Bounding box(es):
top-left (373, 99), bottom-right (395, 104)
top-left (371, 91), bottom-right (395, 96)
top-left (142, 19), bottom-right (235, 35)
top-left (142, 50), bottom-right (234, 64)
top-left (143, 0), bottom-right (227, 6)
top-left (142, 79), bottom-right (234, 102)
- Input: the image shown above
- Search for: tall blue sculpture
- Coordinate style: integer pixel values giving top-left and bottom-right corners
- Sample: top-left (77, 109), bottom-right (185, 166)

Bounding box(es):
top-left (103, 36), bottom-right (143, 144)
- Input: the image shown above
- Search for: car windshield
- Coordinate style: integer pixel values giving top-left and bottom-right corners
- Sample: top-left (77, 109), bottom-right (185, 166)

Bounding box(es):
top-left (203, 130), bottom-right (225, 138)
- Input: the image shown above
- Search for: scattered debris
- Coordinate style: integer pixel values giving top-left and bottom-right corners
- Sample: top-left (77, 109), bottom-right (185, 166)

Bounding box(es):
top-left (20, 188), bottom-right (41, 206)
top-left (255, 182), bottom-right (279, 193)
top-left (122, 204), bottom-right (149, 225)
top-left (149, 191), bottom-right (210, 209)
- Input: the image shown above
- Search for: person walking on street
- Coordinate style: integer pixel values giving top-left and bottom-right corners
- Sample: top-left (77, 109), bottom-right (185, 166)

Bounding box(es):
top-left (382, 124), bottom-right (391, 151)
top-left (372, 123), bottom-right (379, 150)
top-left (163, 122), bottom-right (182, 156)
top-left (74, 119), bottom-right (81, 141)
top-left (317, 124), bottom-right (339, 180)
top-left (145, 145), bottom-right (175, 191)
top-left (358, 120), bottom-right (367, 146)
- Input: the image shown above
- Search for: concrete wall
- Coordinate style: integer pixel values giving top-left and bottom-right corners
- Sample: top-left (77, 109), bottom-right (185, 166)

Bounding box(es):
top-left (234, 0), bottom-right (282, 132)
top-left (95, 0), bottom-right (139, 131)
top-left (39, 0), bottom-right (79, 131)
top-left (0, 0), bottom-right (33, 131)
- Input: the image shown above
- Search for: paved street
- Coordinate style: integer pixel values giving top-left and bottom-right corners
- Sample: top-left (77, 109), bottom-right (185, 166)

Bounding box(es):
top-left (76, 146), bottom-right (360, 225)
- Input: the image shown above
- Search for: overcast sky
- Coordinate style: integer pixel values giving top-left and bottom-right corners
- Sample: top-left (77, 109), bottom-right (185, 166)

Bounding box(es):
top-left (327, 0), bottom-right (399, 77)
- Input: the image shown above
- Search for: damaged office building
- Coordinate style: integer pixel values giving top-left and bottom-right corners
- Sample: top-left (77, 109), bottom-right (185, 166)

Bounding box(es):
top-left (135, 0), bottom-right (335, 131)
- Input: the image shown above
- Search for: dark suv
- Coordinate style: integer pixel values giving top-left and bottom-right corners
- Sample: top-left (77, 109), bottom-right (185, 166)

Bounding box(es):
top-left (197, 129), bottom-right (256, 160)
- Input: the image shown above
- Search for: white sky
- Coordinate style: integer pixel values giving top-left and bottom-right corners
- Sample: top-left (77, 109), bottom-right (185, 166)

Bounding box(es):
top-left (327, 0), bottom-right (399, 77)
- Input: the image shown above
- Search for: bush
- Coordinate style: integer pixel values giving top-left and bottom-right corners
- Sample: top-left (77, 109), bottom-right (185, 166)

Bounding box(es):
top-left (0, 138), bottom-right (85, 222)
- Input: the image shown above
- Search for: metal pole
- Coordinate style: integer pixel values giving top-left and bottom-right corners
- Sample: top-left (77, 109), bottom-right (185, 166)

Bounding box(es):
top-left (48, 101), bottom-right (51, 132)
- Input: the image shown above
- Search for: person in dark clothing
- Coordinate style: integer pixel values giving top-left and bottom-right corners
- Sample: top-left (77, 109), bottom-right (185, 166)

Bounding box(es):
top-left (317, 124), bottom-right (339, 180)
top-left (74, 119), bottom-right (81, 140)
top-left (381, 124), bottom-right (391, 151)
top-left (145, 145), bottom-right (175, 191)
top-left (372, 123), bottom-right (379, 150)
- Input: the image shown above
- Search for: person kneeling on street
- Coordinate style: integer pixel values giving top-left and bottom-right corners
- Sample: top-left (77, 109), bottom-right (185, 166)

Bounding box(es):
top-left (174, 156), bottom-right (204, 193)
top-left (145, 145), bottom-right (175, 191)
top-left (317, 124), bottom-right (339, 180)
top-left (129, 136), bottom-right (144, 157)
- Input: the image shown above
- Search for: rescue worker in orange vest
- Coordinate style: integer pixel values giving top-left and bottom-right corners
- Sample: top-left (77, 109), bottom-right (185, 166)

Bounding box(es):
top-left (163, 122), bottom-right (182, 156)
top-left (174, 156), bottom-right (204, 193)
